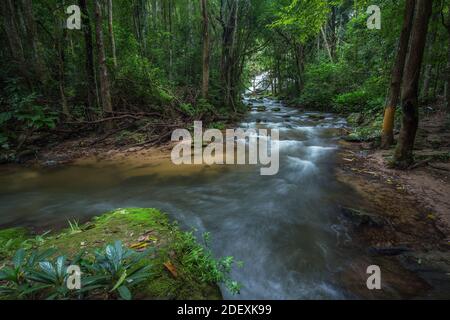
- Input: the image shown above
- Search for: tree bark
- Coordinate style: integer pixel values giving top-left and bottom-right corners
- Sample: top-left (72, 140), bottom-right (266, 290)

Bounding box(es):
top-left (58, 16), bottom-right (70, 118)
top-left (1, 0), bottom-right (30, 86)
top-left (79, 0), bottom-right (98, 119)
top-left (394, 0), bottom-right (433, 168)
top-left (220, 0), bottom-right (239, 110)
top-left (107, 0), bottom-right (117, 68)
top-left (201, 0), bottom-right (210, 99)
top-left (381, 0), bottom-right (416, 149)
top-left (320, 26), bottom-right (333, 63)
top-left (94, 0), bottom-right (113, 129)
top-left (21, 0), bottom-right (46, 85)
top-left (445, 7), bottom-right (450, 110)
top-left (447, 36), bottom-right (450, 110)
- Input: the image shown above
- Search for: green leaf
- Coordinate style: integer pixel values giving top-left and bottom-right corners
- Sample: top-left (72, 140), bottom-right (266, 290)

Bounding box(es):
top-left (117, 285), bottom-right (132, 300)
top-left (13, 249), bottom-right (25, 269)
top-left (111, 271), bottom-right (127, 292)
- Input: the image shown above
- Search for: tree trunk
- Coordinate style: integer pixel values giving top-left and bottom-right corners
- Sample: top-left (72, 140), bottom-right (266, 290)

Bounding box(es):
top-left (21, 0), bottom-right (45, 85)
top-left (1, 0), bottom-right (30, 86)
top-left (447, 37), bottom-right (450, 110)
top-left (79, 0), bottom-right (98, 120)
top-left (58, 21), bottom-right (70, 117)
top-left (329, 6), bottom-right (337, 59)
top-left (201, 0), bottom-right (210, 99)
top-left (446, 8), bottom-right (450, 110)
top-left (320, 26), bottom-right (333, 63)
top-left (220, 0), bottom-right (239, 110)
top-left (94, 0), bottom-right (113, 130)
top-left (394, 0), bottom-right (433, 168)
top-left (381, 0), bottom-right (416, 149)
top-left (107, 0), bottom-right (117, 68)
top-left (422, 64), bottom-right (433, 98)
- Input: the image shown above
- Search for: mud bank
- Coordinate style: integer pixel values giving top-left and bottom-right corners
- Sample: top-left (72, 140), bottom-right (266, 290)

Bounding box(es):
top-left (335, 140), bottom-right (450, 299)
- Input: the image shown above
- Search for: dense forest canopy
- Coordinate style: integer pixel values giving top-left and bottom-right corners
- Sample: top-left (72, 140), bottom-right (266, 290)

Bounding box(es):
top-left (0, 0), bottom-right (449, 167)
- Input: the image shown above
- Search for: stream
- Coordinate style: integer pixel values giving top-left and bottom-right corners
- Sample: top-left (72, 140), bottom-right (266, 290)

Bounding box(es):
top-left (0, 98), bottom-right (367, 299)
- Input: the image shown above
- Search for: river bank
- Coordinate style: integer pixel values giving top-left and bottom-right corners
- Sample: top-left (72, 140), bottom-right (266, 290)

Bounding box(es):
top-left (335, 134), bottom-right (450, 299)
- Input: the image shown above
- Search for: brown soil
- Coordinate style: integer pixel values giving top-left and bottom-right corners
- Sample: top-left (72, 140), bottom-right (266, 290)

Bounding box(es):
top-left (335, 111), bottom-right (450, 299)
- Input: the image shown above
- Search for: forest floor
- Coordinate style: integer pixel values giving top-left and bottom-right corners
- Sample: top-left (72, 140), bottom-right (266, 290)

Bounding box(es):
top-left (336, 110), bottom-right (450, 299)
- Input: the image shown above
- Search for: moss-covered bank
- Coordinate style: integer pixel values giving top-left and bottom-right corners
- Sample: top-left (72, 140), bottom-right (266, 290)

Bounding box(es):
top-left (0, 208), bottom-right (231, 300)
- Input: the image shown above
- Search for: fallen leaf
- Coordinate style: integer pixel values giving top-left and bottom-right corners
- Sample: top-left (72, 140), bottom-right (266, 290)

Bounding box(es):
top-left (164, 261), bottom-right (178, 278)
top-left (130, 242), bottom-right (150, 251)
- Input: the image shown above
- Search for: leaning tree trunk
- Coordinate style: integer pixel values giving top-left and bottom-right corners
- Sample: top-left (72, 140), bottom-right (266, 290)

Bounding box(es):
top-left (381, 0), bottom-right (416, 149)
top-left (94, 0), bottom-right (113, 130)
top-left (201, 0), bottom-right (210, 99)
top-left (394, 0), bottom-right (433, 168)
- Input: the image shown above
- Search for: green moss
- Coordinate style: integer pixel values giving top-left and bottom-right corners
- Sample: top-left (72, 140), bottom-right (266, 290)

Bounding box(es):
top-left (4, 208), bottom-right (224, 300)
top-left (0, 228), bottom-right (29, 260)
top-left (0, 228), bottom-right (28, 243)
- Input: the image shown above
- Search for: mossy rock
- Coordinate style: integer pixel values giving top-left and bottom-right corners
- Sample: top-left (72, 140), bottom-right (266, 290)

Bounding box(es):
top-left (257, 106), bottom-right (267, 112)
top-left (2, 209), bottom-right (223, 300)
top-left (308, 114), bottom-right (326, 120)
top-left (0, 228), bottom-right (29, 260)
top-left (272, 108), bottom-right (281, 112)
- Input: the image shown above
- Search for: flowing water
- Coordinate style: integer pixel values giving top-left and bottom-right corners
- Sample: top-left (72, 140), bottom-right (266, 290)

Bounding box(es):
top-left (0, 98), bottom-right (365, 299)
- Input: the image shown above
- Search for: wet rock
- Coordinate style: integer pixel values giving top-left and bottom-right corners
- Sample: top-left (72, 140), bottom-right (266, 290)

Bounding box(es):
top-left (340, 206), bottom-right (387, 228)
top-left (308, 114), bottom-right (326, 120)
top-left (272, 108), bottom-right (281, 112)
top-left (257, 106), bottom-right (267, 112)
top-left (398, 251), bottom-right (450, 297)
top-left (368, 246), bottom-right (411, 256)
top-left (42, 160), bottom-right (59, 167)
top-left (16, 149), bottom-right (36, 163)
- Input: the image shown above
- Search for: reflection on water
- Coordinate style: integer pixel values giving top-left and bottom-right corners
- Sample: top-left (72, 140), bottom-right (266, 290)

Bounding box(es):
top-left (0, 98), bottom-right (362, 299)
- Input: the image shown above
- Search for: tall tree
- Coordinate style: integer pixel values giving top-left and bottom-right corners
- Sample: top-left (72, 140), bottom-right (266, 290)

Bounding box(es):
top-left (201, 0), bottom-right (210, 99)
top-left (394, 0), bottom-right (433, 167)
top-left (94, 0), bottom-right (113, 129)
top-left (21, 0), bottom-right (46, 85)
top-left (107, 0), bottom-right (118, 69)
top-left (442, 2), bottom-right (450, 110)
top-left (220, 0), bottom-right (240, 110)
top-left (79, 0), bottom-right (98, 118)
top-left (381, 0), bottom-right (416, 149)
top-left (1, 0), bottom-right (30, 86)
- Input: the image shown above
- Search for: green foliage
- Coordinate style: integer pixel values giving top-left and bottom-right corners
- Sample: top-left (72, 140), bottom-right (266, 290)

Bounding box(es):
top-left (270, 0), bottom-right (342, 43)
top-left (0, 228), bottom-right (28, 261)
top-left (334, 90), bottom-right (369, 113)
top-left (0, 241), bottom-right (152, 300)
top-left (114, 52), bottom-right (173, 107)
top-left (174, 231), bottom-right (242, 295)
top-left (0, 80), bottom-right (58, 153)
top-left (296, 62), bottom-right (347, 109)
top-left (345, 114), bottom-right (384, 142)
top-left (0, 248), bottom-right (58, 299)
top-left (178, 99), bottom-right (216, 119)
top-left (67, 220), bottom-right (82, 235)
top-left (81, 241), bottom-right (153, 300)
